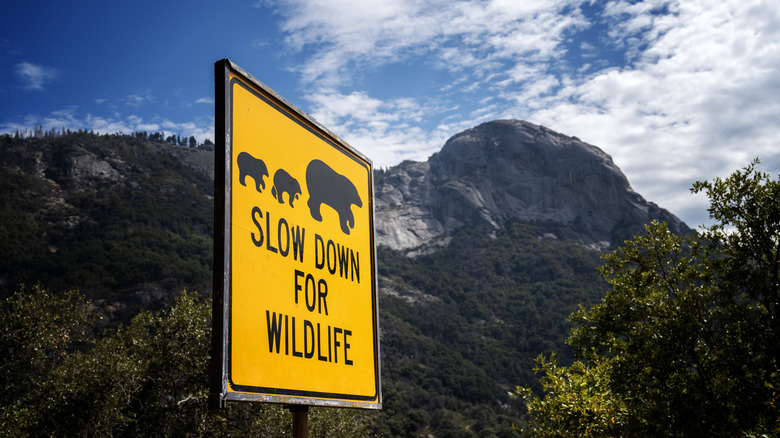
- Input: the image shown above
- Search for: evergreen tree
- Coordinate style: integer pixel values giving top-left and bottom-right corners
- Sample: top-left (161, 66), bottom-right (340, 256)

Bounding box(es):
top-left (519, 160), bottom-right (780, 437)
top-left (0, 288), bottom-right (371, 437)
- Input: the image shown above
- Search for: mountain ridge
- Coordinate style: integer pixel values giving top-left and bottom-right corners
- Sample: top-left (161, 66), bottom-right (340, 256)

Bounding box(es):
top-left (375, 119), bottom-right (690, 254)
top-left (0, 121), bottom-right (690, 436)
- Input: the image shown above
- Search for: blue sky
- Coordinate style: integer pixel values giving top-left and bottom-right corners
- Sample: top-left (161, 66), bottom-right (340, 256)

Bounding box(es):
top-left (2, 0), bottom-right (779, 228)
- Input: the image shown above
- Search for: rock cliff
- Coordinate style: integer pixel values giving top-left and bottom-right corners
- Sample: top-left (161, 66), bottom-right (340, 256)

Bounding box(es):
top-left (374, 120), bottom-right (689, 253)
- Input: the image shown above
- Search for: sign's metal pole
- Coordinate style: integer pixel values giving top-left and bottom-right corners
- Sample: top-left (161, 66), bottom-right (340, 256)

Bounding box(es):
top-left (290, 405), bottom-right (309, 438)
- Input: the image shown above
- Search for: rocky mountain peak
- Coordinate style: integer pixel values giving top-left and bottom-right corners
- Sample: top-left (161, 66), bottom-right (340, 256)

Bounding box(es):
top-left (375, 120), bottom-right (689, 254)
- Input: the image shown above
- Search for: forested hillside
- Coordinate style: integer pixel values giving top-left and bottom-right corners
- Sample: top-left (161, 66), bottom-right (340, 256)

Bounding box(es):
top-left (518, 161), bottom-right (780, 437)
top-left (0, 131), bottom-right (214, 321)
top-left (1, 130), bottom-right (623, 436)
top-left (375, 222), bottom-right (607, 436)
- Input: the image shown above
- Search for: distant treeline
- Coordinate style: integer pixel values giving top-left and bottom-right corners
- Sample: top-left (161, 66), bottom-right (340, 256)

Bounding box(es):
top-left (5, 126), bottom-right (214, 149)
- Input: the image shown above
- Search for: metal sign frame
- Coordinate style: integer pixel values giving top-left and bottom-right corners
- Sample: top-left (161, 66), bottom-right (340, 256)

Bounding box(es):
top-left (210, 59), bottom-right (381, 410)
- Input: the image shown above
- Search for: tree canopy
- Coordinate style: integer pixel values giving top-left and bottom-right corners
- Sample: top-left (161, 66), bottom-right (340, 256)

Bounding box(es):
top-left (519, 160), bottom-right (780, 437)
top-left (0, 287), bottom-right (370, 437)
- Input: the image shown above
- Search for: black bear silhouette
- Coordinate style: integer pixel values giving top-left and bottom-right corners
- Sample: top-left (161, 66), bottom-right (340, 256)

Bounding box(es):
top-left (271, 169), bottom-right (301, 207)
top-left (306, 159), bottom-right (363, 235)
top-left (237, 151), bottom-right (268, 193)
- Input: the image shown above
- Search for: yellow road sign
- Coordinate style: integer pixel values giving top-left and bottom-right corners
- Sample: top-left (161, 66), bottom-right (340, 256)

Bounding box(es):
top-left (211, 59), bottom-right (380, 409)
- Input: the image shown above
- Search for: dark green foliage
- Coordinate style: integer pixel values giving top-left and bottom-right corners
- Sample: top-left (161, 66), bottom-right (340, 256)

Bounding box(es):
top-left (374, 222), bottom-right (607, 436)
top-left (0, 287), bottom-right (371, 437)
top-left (515, 354), bottom-right (627, 437)
top-left (0, 162), bottom-right (58, 276)
top-left (0, 285), bottom-right (95, 410)
top-left (0, 132), bottom-right (213, 321)
top-left (520, 160), bottom-right (780, 437)
top-left (693, 159), bottom-right (780, 376)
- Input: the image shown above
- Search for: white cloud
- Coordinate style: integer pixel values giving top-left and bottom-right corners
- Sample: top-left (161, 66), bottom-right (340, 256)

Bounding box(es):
top-left (273, 0), bottom-right (591, 162)
top-left (267, 0), bottom-right (780, 227)
top-left (126, 90), bottom-right (154, 107)
top-left (278, 0), bottom-right (584, 87)
top-left (527, 0), bottom-right (780, 226)
top-left (15, 62), bottom-right (59, 90)
top-left (305, 90), bottom-right (448, 165)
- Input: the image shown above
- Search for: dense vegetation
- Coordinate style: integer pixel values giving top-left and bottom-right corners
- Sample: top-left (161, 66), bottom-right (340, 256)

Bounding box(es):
top-left (376, 222), bottom-right (607, 436)
top-left (5, 131), bottom-right (776, 436)
top-left (0, 227), bottom-right (606, 437)
top-left (0, 286), bottom-right (370, 436)
top-left (0, 131), bottom-right (610, 436)
top-left (519, 160), bottom-right (780, 436)
top-left (0, 131), bottom-right (214, 321)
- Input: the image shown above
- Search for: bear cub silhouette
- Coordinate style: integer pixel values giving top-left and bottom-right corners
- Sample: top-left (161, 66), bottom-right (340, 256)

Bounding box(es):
top-left (271, 169), bottom-right (301, 207)
top-left (237, 151), bottom-right (268, 193)
top-left (306, 159), bottom-right (362, 235)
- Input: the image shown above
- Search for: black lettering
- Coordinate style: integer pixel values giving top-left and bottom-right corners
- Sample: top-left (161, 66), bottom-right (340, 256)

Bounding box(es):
top-left (294, 270), bottom-right (304, 304)
top-left (327, 239), bottom-right (337, 274)
top-left (305, 273), bottom-right (316, 312)
top-left (333, 327), bottom-right (342, 363)
top-left (338, 244), bottom-right (349, 279)
top-left (265, 212), bottom-right (278, 253)
top-left (292, 226), bottom-right (305, 262)
top-left (344, 329), bottom-right (353, 365)
top-left (292, 317), bottom-right (302, 357)
top-left (266, 311), bottom-right (282, 353)
top-left (318, 279), bottom-right (328, 315)
top-left (304, 320), bottom-right (315, 359)
top-left (317, 323), bottom-right (328, 361)
top-left (251, 207), bottom-right (264, 247)
top-left (278, 218), bottom-right (290, 257)
top-left (351, 250), bottom-right (360, 283)
top-left (284, 314), bottom-right (289, 355)
top-left (315, 234), bottom-right (324, 269)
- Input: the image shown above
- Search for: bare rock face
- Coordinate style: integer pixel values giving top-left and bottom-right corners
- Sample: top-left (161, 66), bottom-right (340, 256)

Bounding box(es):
top-left (374, 160), bottom-right (445, 251)
top-left (66, 149), bottom-right (123, 183)
top-left (374, 120), bottom-right (689, 253)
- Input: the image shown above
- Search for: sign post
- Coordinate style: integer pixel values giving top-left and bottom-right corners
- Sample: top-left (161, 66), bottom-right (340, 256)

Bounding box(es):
top-left (290, 405), bottom-right (309, 438)
top-left (210, 59), bottom-right (381, 421)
